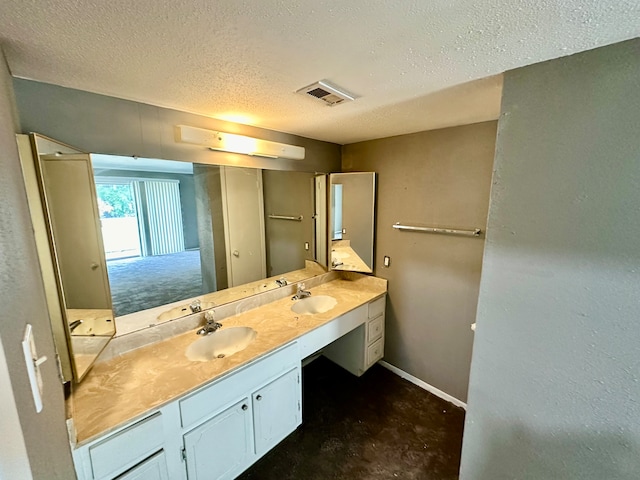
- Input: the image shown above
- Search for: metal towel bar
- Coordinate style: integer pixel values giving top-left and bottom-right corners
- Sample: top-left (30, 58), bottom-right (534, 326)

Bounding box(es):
top-left (393, 223), bottom-right (481, 237)
top-left (269, 214), bottom-right (303, 221)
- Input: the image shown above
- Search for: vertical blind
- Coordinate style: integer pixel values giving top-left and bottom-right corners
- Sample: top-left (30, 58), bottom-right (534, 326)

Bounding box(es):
top-left (142, 180), bottom-right (185, 256)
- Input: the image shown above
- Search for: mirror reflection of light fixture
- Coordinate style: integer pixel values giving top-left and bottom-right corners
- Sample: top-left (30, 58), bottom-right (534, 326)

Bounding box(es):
top-left (176, 125), bottom-right (305, 160)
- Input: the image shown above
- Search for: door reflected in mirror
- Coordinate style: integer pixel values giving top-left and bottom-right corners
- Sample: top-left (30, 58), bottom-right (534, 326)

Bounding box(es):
top-left (39, 153), bottom-right (116, 381)
top-left (90, 155), bottom-right (321, 332)
top-left (328, 172), bottom-right (376, 273)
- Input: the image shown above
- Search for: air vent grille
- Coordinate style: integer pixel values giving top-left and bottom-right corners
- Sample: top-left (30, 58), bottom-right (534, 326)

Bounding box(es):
top-left (296, 80), bottom-right (355, 107)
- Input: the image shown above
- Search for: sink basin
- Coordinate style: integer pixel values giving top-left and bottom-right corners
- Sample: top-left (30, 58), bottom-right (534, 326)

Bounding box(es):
top-left (291, 295), bottom-right (337, 315)
top-left (157, 301), bottom-right (216, 322)
top-left (331, 251), bottom-right (350, 259)
top-left (185, 327), bottom-right (257, 362)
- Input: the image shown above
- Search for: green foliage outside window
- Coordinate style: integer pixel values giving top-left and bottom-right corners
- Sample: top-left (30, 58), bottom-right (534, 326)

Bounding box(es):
top-left (96, 184), bottom-right (136, 218)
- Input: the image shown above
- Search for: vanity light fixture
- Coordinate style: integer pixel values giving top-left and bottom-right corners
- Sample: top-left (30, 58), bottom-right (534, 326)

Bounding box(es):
top-left (176, 125), bottom-right (305, 160)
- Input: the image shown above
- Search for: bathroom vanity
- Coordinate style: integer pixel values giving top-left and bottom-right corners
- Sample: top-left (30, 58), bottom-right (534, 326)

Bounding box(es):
top-left (69, 274), bottom-right (387, 480)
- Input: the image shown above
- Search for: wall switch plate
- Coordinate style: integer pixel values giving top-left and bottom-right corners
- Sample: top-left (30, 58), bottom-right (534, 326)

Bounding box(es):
top-left (383, 256), bottom-right (391, 267)
top-left (304, 242), bottom-right (310, 251)
top-left (22, 324), bottom-right (47, 413)
top-left (342, 228), bottom-right (346, 234)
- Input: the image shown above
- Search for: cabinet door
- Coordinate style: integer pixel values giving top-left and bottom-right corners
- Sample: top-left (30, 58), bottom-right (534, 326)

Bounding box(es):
top-left (252, 368), bottom-right (301, 456)
top-left (115, 451), bottom-right (169, 480)
top-left (183, 398), bottom-right (253, 480)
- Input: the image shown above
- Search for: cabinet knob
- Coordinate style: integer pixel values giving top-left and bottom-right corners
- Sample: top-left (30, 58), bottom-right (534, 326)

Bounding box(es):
top-left (256, 395), bottom-right (262, 401)
top-left (241, 404), bottom-right (248, 411)
top-left (90, 263), bottom-right (99, 270)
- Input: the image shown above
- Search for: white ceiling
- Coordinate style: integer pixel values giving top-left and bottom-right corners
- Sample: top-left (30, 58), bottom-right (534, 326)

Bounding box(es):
top-left (1, 1), bottom-right (638, 145)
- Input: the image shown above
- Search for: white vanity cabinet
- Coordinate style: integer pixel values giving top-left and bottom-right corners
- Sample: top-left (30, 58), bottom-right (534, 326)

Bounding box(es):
top-left (73, 342), bottom-right (301, 480)
top-left (72, 411), bottom-right (170, 480)
top-left (181, 344), bottom-right (301, 480)
top-left (252, 367), bottom-right (301, 456)
top-left (323, 296), bottom-right (386, 376)
top-left (183, 398), bottom-right (253, 480)
top-left (71, 292), bottom-right (387, 480)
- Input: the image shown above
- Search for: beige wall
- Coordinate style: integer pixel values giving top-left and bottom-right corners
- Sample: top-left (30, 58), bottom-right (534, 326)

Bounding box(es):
top-left (13, 79), bottom-right (341, 174)
top-left (0, 50), bottom-right (76, 478)
top-left (263, 170), bottom-right (315, 276)
top-left (342, 121), bottom-right (497, 402)
top-left (460, 39), bottom-right (640, 479)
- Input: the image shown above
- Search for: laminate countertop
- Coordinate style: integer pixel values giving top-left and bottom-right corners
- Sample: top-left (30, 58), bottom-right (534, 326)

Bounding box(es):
top-left (70, 274), bottom-right (387, 446)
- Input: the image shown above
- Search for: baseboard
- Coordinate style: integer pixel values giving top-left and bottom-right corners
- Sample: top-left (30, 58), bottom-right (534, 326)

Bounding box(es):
top-left (378, 361), bottom-right (467, 410)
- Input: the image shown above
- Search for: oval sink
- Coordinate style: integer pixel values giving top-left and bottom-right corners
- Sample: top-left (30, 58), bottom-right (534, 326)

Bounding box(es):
top-left (185, 327), bottom-right (257, 362)
top-left (291, 295), bottom-right (337, 315)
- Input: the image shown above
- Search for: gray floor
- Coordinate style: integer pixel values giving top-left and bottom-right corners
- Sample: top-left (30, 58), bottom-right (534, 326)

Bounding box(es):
top-left (239, 356), bottom-right (466, 480)
top-left (106, 250), bottom-right (204, 316)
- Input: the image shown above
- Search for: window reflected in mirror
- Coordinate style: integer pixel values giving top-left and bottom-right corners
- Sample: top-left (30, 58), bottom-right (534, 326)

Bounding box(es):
top-left (90, 155), bottom-right (321, 329)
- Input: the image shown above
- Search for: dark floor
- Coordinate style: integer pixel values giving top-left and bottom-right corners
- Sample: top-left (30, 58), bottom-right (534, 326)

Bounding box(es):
top-left (239, 357), bottom-right (466, 480)
top-left (106, 249), bottom-right (204, 316)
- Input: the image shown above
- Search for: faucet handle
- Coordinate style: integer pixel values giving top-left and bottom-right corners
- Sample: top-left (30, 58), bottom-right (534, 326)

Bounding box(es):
top-left (298, 283), bottom-right (305, 291)
top-left (190, 299), bottom-right (202, 313)
top-left (204, 310), bottom-right (215, 323)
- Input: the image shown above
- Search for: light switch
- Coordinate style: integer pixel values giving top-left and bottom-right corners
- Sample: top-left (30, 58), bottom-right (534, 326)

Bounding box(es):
top-left (383, 256), bottom-right (391, 267)
top-left (304, 242), bottom-right (310, 251)
top-left (22, 324), bottom-right (47, 413)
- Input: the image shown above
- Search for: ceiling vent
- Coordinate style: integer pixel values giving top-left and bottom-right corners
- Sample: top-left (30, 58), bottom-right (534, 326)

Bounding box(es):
top-left (296, 80), bottom-right (355, 106)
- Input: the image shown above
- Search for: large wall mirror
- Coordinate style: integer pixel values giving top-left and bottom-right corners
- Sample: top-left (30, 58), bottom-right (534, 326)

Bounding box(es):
top-left (329, 172), bottom-right (376, 273)
top-left (18, 133), bottom-right (328, 382)
top-left (90, 154), bottom-right (323, 330)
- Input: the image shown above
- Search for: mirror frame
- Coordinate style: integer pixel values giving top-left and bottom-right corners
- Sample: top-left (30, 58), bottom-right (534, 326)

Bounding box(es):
top-left (328, 172), bottom-right (376, 274)
top-left (18, 133), bottom-right (334, 382)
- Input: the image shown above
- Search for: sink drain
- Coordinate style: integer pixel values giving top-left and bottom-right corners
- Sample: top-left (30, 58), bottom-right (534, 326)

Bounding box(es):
top-left (217, 354), bottom-right (226, 359)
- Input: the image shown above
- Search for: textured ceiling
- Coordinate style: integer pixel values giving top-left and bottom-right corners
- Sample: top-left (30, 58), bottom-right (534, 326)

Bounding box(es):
top-left (0, 1), bottom-right (638, 144)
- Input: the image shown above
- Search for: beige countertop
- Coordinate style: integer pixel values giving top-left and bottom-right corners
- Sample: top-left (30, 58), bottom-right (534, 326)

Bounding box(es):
top-left (331, 240), bottom-right (373, 273)
top-left (70, 274), bottom-right (387, 446)
top-left (115, 260), bottom-right (327, 335)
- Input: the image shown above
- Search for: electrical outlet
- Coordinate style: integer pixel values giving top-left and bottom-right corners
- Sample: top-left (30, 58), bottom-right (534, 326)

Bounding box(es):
top-left (383, 256), bottom-right (391, 267)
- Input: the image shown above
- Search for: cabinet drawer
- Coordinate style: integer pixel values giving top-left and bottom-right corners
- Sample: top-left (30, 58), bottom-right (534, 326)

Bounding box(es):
top-left (366, 337), bottom-right (384, 368)
top-left (89, 413), bottom-right (164, 480)
top-left (180, 342), bottom-right (298, 428)
top-left (366, 316), bottom-right (384, 344)
top-left (115, 450), bottom-right (168, 480)
top-left (367, 297), bottom-right (385, 319)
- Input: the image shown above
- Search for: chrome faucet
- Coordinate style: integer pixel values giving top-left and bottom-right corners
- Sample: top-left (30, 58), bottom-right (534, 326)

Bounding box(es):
top-left (331, 259), bottom-right (344, 268)
top-left (276, 277), bottom-right (288, 287)
top-left (292, 283), bottom-right (311, 301)
top-left (190, 299), bottom-right (202, 313)
top-left (69, 319), bottom-right (83, 333)
top-left (197, 310), bottom-right (222, 335)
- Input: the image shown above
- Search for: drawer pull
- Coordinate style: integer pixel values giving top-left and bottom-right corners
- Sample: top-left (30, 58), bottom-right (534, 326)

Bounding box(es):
top-left (256, 395), bottom-right (262, 401)
top-left (242, 404), bottom-right (248, 411)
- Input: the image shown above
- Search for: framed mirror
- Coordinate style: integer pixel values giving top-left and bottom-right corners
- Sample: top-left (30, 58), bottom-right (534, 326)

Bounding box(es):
top-left (18, 133), bottom-right (330, 382)
top-left (328, 172), bottom-right (376, 273)
top-left (91, 155), bottom-right (324, 333)
top-left (39, 152), bottom-right (116, 381)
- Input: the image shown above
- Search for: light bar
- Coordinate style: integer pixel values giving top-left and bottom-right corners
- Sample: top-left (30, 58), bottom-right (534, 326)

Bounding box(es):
top-left (176, 125), bottom-right (305, 160)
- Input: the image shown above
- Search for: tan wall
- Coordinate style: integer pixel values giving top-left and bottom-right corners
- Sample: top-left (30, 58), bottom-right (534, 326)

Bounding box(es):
top-left (263, 170), bottom-right (315, 277)
top-left (13, 79), bottom-right (341, 174)
top-left (460, 39), bottom-right (640, 479)
top-left (0, 51), bottom-right (76, 478)
top-left (342, 121), bottom-right (497, 402)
